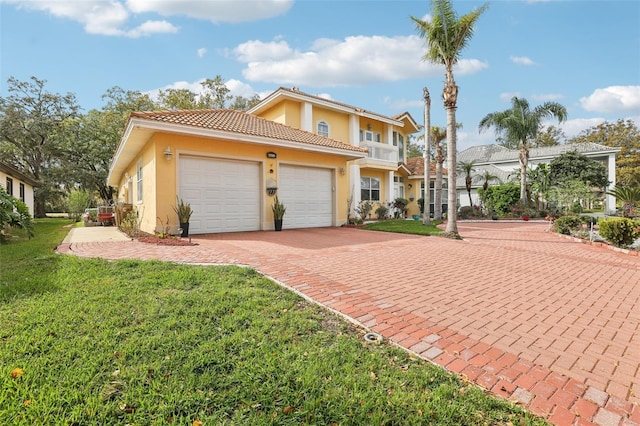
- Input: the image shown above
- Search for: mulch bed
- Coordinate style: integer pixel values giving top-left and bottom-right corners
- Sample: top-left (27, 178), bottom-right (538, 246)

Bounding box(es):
top-left (136, 235), bottom-right (198, 246)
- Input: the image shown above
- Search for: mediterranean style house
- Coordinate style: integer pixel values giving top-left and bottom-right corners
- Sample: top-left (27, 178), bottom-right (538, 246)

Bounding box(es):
top-left (1, 160), bottom-right (36, 216)
top-left (107, 87), bottom-right (423, 235)
top-left (455, 142), bottom-right (620, 213)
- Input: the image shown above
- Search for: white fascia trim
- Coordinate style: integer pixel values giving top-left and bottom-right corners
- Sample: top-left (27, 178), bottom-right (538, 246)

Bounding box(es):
top-left (107, 119), bottom-right (137, 183)
top-left (253, 89), bottom-right (403, 127)
top-left (131, 119), bottom-right (367, 159)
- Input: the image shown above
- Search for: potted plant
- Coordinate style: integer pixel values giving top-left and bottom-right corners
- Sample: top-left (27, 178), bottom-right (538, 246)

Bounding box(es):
top-left (173, 197), bottom-right (193, 237)
top-left (272, 195), bottom-right (286, 231)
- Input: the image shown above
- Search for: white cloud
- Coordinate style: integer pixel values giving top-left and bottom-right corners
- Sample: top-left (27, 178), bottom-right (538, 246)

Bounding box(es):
top-left (125, 0), bottom-right (293, 23)
top-left (197, 48), bottom-right (207, 58)
top-left (559, 117), bottom-right (607, 139)
top-left (235, 35), bottom-right (488, 87)
top-left (146, 78), bottom-right (258, 102)
top-left (2, 0), bottom-right (288, 36)
top-left (499, 92), bottom-right (521, 102)
top-left (531, 93), bottom-right (564, 102)
top-left (510, 56), bottom-right (536, 66)
top-left (580, 85), bottom-right (640, 114)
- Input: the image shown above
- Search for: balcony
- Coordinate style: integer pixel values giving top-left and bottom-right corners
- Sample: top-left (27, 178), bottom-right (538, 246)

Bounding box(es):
top-left (357, 141), bottom-right (399, 168)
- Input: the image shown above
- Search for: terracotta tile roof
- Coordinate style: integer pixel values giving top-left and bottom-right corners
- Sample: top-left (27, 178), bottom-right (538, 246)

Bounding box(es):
top-left (405, 157), bottom-right (444, 176)
top-left (130, 109), bottom-right (368, 154)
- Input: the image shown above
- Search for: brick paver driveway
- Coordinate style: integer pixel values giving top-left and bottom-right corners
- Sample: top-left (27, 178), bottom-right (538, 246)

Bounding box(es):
top-left (58, 222), bottom-right (639, 426)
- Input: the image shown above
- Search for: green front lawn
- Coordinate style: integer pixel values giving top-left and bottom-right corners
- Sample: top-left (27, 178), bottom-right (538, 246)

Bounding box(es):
top-left (0, 220), bottom-right (546, 425)
top-left (362, 219), bottom-right (443, 236)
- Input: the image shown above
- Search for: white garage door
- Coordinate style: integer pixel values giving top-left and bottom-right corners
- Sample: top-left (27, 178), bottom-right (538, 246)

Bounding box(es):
top-left (179, 156), bottom-right (260, 234)
top-left (278, 165), bottom-right (333, 229)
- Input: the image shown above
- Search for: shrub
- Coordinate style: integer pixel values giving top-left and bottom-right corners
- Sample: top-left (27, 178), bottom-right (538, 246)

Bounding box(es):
top-left (598, 218), bottom-right (640, 248)
top-left (67, 189), bottom-right (94, 221)
top-left (458, 206), bottom-right (475, 219)
top-left (553, 215), bottom-right (583, 235)
top-left (119, 208), bottom-right (141, 237)
top-left (375, 204), bottom-right (388, 220)
top-left (0, 187), bottom-right (34, 242)
top-left (483, 184), bottom-right (520, 215)
top-left (581, 215), bottom-right (598, 226)
top-left (356, 200), bottom-right (373, 222)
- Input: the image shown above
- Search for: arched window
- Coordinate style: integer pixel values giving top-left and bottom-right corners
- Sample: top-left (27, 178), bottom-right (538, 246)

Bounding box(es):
top-left (317, 121), bottom-right (329, 137)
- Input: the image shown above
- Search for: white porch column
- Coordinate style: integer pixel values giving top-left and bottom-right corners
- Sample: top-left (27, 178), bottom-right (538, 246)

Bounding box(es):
top-left (300, 102), bottom-right (313, 132)
top-left (387, 170), bottom-right (394, 204)
top-left (349, 114), bottom-right (362, 212)
top-left (605, 153), bottom-right (617, 214)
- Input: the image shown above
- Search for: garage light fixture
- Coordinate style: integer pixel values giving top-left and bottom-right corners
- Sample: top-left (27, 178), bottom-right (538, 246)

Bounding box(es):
top-left (163, 146), bottom-right (173, 161)
top-left (339, 167), bottom-right (346, 176)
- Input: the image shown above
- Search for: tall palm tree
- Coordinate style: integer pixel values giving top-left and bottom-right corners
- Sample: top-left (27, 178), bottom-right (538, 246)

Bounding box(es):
top-left (457, 160), bottom-right (477, 206)
top-left (413, 0), bottom-right (488, 237)
top-left (478, 97), bottom-right (567, 208)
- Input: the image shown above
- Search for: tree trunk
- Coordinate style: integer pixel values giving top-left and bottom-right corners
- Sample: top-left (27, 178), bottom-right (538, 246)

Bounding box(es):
top-left (519, 141), bottom-right (529, 208)
top-left (443, 80), bottom-right (459, 236)
top-left (434, 153), bottom-right (443, 220)
top-left (423, 87), bottom-right (431, 225)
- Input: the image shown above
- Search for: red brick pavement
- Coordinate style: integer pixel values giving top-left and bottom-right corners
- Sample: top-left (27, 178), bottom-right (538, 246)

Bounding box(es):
top-left (56, 222), bottom-right (640, 426)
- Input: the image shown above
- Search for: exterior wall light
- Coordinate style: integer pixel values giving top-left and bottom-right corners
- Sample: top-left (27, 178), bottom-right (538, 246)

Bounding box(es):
top-left (339, 167), bottom-right (346, 176)
top-left (163, 146), bottom-right (173, 161)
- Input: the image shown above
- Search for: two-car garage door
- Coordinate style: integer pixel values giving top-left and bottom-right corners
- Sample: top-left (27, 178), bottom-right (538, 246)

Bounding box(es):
top-left (179, 157), bottom-right (333, 234)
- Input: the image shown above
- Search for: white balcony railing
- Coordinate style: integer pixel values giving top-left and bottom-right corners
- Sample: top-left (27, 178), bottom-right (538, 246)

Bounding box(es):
top-left (359, 141), bottom-right (399, 165)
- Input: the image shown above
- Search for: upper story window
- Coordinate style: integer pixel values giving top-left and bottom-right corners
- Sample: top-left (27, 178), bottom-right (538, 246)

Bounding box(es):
top-left (136, 158), bottom-right (143, 202)
top-left (394, 131), bottom-right (405, 162)
top-left (360, 130), bottom-right (381, 143)
top-left (360, 177), bottom-right (380, 201)
top-left (19, 183), bottom-right (25, 202)
top-left (317, 121), bottom-right (329, 137)
top-left (6, 177), bottom-right (13, 196)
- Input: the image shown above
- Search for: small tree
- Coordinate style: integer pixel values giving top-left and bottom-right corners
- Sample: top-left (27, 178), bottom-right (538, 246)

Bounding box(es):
top-left (482, 184), bottom-right (520, 216)
top-left (0, 187), bottom-right (34, 242)
top-left (67, 189), bottom-right (94, 221)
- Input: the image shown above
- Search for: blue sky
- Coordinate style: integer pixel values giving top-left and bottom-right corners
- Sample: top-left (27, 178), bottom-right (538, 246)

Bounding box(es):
top-left (1, 0), bottom-right (639, 151)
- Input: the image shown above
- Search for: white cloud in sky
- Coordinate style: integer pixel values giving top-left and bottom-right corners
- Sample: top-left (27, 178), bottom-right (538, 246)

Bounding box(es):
top-left (499, 92), bottom-right (521, 102)
top-left (580, 85), bottom-right (640, 114)
top-left (235, 35), bottom-right (488, 86)
top-left (531, 93), bottom-right (564, 102)
top-left (197, 48), bottom-right (207, 58)
top-left (125, 0), bottom-right (293, 23)
top-left (510, 56), bottom-right (536, 66)
top-left (2, 0), bottom-right (290, 36)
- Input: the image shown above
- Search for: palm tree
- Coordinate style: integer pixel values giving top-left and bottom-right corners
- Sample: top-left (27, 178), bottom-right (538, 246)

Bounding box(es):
top-left (413, 0), bottom-right (488, 237)
top-left (478, 97), bottom-right (567, 208)
top-left (605, 186), bottom-right (640, 217)
top-left (457, 160), bottom-right (477, 206)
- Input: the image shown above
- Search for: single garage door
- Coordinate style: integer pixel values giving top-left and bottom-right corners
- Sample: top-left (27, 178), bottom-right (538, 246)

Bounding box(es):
top-left (278, 165), bottom-right (333, 229)
top-left (179, 156), bottom-right (260, 234)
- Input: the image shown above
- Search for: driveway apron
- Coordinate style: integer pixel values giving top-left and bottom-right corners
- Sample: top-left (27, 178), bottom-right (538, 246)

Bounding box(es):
top-left (57, 222), bottom-right (640, 426)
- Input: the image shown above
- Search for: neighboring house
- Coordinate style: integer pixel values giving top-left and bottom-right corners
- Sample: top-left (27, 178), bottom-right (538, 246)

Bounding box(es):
top-left (456, 142), bottom-right (620, 212)
top-left (107, 87), bottom-right (423, 236)
top-left (404, 157), bottom-right (447, 216)
top-left (0, 161), bottom-right (36, 216)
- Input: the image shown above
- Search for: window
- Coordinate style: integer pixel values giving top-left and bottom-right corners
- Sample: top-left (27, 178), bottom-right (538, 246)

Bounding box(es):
top-left (398, 134), bottom-right (405, 162)
top-left (6, 177), bottom-right (13, 196)
top-left (360, 177), bottom-right (380, 201)
top-left (136, 159), bottom-right (143, 202)
top-left (19, 183), bottom-right (25, 202)
top-left (394, 176), bottom-right (405, 199)
top-left (361, 130), bottom-right (381, 143)
top-left (317, 121), bottom-right (329, 137)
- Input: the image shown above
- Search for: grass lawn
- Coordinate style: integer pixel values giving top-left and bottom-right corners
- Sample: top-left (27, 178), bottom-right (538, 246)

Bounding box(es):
top-left (0, 219), bottom-right (547, 425)
top-left (362, 219), bottom-right (443, 236)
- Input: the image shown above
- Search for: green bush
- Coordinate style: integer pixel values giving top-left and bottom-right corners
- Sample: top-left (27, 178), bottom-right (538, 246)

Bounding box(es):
top-left (483, 184), bottom-right (520, 215)
top-left (0, 187), bottom-right (34, 242)
top-left (458, 206), bottom-right (475, 219)
top-left (375, 204), bottom-right (388, 220)
top-left (598, 218), bottom-right (640, 248)
top-left (553, 215), bottom-right (583, 235)
top-left (67, 189), bottom-right (94, 221)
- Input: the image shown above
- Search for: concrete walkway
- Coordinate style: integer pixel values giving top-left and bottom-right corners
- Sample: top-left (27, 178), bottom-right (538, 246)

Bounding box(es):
top-left (57, 223), bottom-right (640, 426)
